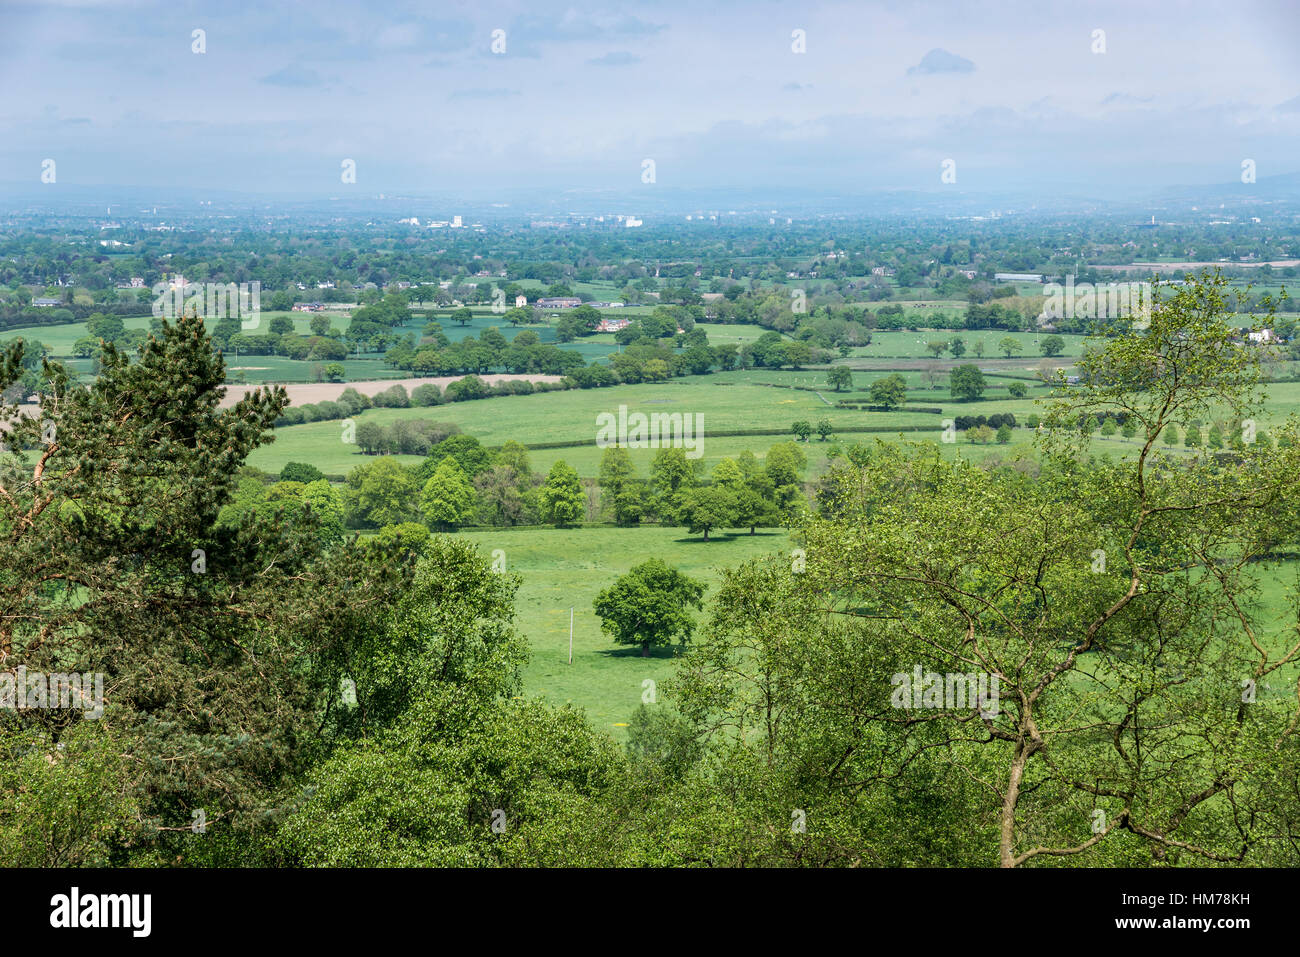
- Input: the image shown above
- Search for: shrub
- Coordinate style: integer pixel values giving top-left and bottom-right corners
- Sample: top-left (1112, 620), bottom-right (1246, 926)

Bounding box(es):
top-left (410, 383), bottom-right (442, 407)
top-left (280, 462), bottom-right (326, 483)
top-left (373, 384), bottom-right (409, 408)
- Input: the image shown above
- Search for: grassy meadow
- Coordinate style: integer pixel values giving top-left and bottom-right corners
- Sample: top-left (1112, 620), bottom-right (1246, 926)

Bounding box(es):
top-left (450, 524), bottom-right (792, 737)
top-left (17, 304), bottom-right (1300, 739)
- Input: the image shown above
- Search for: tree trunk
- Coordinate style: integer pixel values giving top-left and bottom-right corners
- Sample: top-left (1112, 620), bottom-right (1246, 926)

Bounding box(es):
top-left (703, 528), bottom-right (709, 541)
top-left (640, 640), bottom-right (649, 657)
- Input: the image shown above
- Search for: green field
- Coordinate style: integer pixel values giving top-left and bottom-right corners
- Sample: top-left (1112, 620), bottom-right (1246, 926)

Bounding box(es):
top-left (2, 315), bottom-right (153, 354)
top-left (251, 365), bottom-right (1300, 480)
top-left (247, 374), bottom-right (955, 475)
top-left (19, 309), bottom-right (1300, 742)
top-left (450, 524), bottom-right (792, 736)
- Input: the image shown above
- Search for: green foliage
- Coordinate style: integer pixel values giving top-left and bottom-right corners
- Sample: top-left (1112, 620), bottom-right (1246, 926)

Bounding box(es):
top-left (421, 458), bottom-right (477, 531)
top-left (539, 460), bottom-right (585, 527)
top-left (869, 372), bottom-right (909, 410)
top-left (1039, 334), bottom-right (1066, 357)
top-left (678, 486), bottom-right (737, 541)
top-left (419, 434), bottom-right (494, 480)
top-left (949, 363), bottom-right (986, 401)
top-left (825, 365), bottom-right (853, 391)
top-left (346, 456), bottom-right (421, 527)
top-left (0, 311), bottom-right (409, 863)
top-left (592, 558), bottom-right (706, 656)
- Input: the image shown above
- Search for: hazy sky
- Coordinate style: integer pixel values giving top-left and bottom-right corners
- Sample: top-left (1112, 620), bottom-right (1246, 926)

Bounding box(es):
top-left (1, 0), bottom-right (1298, 198)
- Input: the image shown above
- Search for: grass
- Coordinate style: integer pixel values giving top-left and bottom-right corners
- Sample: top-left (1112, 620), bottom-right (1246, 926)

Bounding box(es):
top-left (450, 524), bottom-right (792, 737)
top-left (246, 375), bottom-right (954, 475)
top-left (1, 315), bottom-right (154, 355)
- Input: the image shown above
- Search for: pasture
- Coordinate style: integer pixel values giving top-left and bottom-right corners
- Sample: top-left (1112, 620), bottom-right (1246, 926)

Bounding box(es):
top-left (451, 524), bottom-right (793, 736)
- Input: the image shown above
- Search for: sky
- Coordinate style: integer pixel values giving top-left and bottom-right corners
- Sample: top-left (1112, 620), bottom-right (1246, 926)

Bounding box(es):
top-left (1, 0), bottom-right (1299, 201)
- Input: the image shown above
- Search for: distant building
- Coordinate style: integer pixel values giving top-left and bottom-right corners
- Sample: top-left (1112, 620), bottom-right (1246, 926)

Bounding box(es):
top-left (292, 302), bottom-right (325, 312)
top-left (452, 215), bottom-right (464, 228)
top-left (535, 297), bottom-right (582, 309)
top-left (32, 297), bottom-right (62, 307)
top-left (597, 317), bottom-right (632, 333)
top-left (515, 294), bottom-right (528, 308)
top-left (994, 273), bottom-right (1044, 283)
top-left (1247, 329), bottom-right (1275, 344)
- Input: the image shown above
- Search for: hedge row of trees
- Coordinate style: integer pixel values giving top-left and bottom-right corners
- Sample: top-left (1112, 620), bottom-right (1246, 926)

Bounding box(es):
top-left (273, 377), bottom-right (574, 429)
top-left (335, 429), bottom-right (812, 538)
top-left (340, 438), bottom-right (583, 531)
top-left (596, 442), bottom-right (808, 539)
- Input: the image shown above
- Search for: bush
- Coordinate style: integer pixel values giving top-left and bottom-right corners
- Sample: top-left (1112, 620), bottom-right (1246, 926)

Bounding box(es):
top-left (337, 387), bottom-right (372, 415)
top-left (373, 384), bottom-right (409, 408)
top-left (315, 400), bottom-right (345, 421)
top-left (280, 462), bottom-right (326, 483)
top-left (277, 406), bottom-right (305, 427)
top-left (981, 413), bottom-right (1017, 430)
top-left (446, 375), bottom-right (490, 401)
top-left (410, 383), bottom-right (442, 407)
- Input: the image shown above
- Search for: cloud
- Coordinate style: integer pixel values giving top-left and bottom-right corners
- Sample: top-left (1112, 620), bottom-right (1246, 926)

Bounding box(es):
top-left (783, 82), bottom-right (811, 92)
top-left (502, 12), bottom-right (666, 56)
top-left (259, 64), bottom-right (323, 87)
top-left (906, 48), bottom-right (975, 76)
top-left (376, 18), bottom-right (474, 53)
top-left (1102, 92), bottom-right (1154, 106)
top-left (587, 51), bottom-right (641, 67)
top-left (449, 88), bottom-right (521, 100)
top-left (1277, 95), bottom-right (1300, 113)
